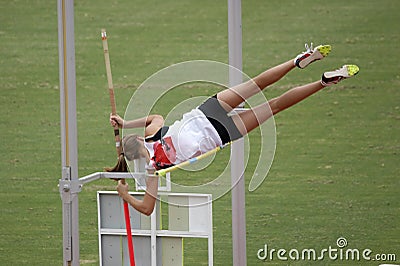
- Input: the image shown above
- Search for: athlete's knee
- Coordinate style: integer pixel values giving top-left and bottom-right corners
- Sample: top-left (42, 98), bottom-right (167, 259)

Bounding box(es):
top-left (268, 98), bottom-right (280, 115)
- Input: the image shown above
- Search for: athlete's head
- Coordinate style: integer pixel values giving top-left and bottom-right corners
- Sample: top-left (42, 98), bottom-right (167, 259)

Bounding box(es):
top-left (122, 134), bottom-right (147, 161)
top-left (105, 134), bottom-right (148, 172)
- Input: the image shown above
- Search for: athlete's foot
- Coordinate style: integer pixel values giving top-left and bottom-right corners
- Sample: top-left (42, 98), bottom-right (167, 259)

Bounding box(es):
top-left (321, 64), bottom-right (360, 86)
top-left (294, 43), bottom-right (331, 69)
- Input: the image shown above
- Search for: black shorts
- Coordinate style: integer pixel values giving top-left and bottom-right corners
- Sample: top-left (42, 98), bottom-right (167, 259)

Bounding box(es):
top-left (198, 95), bottom-right (243, 144)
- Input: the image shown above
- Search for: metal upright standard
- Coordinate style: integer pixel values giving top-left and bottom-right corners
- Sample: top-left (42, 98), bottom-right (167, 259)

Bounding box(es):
top-left (57, 0), bottom-right (80, 265)
top-left (227, 0), bottom-right (247, 265)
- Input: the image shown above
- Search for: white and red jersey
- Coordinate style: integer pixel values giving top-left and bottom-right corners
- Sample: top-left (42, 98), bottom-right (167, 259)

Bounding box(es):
top-left (144, 108), bottom-right (222, 170)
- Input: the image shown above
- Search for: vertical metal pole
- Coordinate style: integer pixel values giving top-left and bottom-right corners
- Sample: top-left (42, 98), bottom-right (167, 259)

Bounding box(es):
top-left (227, 0), bottom-right (247, 265)
top-left (208, 195), bottom-right (214, 266)
top-left (150, 210), bottom-right (157, 266)
top-left (58, 0), bottom-right (79, 265)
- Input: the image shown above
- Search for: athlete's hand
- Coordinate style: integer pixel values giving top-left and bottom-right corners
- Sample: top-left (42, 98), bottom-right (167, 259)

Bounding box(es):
top-left (116, 180), bottom-right (129, 197)
top-left (110, 113), bottom-right (124, 128)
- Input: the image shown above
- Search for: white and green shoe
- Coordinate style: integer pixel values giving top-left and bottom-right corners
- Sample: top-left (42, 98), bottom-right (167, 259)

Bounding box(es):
top-left (294, 43), bottom-right (331, 69)
top-left (321, 65), bottom-right (360, 86)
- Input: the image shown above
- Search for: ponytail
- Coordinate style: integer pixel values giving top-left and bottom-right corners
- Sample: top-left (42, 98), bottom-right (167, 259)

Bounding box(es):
top-left (105, 153), bottom-right (128, 172)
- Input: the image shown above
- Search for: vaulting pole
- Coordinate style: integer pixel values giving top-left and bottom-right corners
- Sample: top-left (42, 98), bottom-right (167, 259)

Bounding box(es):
top-left (227, 0), bottom-right (247, 265)
top-left (101, 29), bottom-right (136, 266)
top-left (58, 0), bottom-right (80, 265)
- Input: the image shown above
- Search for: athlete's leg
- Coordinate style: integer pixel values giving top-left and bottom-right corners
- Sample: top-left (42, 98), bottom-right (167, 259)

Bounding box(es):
top-left (216, 43), bottom-right (331, 111)
top-left (231, 64), bottom-right (360, 135)
top-left (216, 60), bottom-right (295, 112)
top-left (231, 81), bottom-right (324, 135)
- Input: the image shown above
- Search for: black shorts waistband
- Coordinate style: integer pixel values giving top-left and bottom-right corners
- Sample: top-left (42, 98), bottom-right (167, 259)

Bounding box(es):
top-left (198, 95), bottom-right (243, 144)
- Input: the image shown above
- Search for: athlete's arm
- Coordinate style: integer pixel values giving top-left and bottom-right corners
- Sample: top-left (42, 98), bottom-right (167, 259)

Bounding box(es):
top-left (116, 176), bottom-right (158, 216)
top-left (110, 114), bottom-right (164, 136)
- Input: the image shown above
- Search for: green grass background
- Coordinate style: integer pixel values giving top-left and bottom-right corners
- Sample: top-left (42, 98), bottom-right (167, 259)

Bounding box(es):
top-left (1, 0), bottom-right (399, 265)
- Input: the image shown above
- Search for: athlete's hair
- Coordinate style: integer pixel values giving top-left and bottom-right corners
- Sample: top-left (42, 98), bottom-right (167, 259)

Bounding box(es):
top-left (105, 134), bottom-right (145, 172)
top-left (122, 134), bottom-right (145, 161)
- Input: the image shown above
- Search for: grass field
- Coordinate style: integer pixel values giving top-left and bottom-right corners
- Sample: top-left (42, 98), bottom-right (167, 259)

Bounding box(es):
top-left (1, 0), bottom-right (399, 265)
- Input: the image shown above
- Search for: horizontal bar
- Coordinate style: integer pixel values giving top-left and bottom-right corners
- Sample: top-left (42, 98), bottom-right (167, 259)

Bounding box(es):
top-left (79, 172), bottom-right (146, 185)
top-left (155, 142), bottom-right (231, 177)
top-left (78, 172), bottom-right (101, 184)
